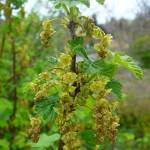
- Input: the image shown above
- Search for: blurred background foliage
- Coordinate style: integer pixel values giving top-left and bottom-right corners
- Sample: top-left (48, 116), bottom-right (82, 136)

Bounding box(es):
top-left (0, 0), bottom-right (150, 149)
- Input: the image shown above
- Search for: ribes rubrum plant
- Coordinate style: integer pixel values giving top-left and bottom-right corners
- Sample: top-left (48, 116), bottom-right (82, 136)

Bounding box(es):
top-left (29, 1), bottom-right (143, 149)
top-left (0, 0), bottom-right (31, 149)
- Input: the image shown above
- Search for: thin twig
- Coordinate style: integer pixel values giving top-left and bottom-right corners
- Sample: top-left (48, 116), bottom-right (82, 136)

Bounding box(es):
top-left (0, 34), bottom-right (5, 57)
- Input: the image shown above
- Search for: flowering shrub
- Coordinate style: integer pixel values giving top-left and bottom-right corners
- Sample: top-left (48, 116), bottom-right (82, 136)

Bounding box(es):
top-left (29, 1), bottom-right (143, 149)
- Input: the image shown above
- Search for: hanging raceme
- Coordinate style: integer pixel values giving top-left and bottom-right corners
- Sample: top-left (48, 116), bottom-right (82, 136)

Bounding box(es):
top-left (28, 117), bottom-right (41, 143)
top-left (40, 19), bottom-right (56, 47)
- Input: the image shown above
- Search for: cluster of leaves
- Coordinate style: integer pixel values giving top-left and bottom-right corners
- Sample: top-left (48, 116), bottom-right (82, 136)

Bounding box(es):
top-left (0, 0), bottom-right (30, 148)
top-left (53, 0), bottom-right (105, 8)
top-left (0, 0), bottom-right (56, 149)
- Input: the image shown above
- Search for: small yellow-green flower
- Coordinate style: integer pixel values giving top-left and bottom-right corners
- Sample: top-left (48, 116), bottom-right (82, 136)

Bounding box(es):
top-left (60, 92), bottom-right (70, 103)
top-left (30, 117), bottom-right (41, 127)
top-left (90, 80), bottom-right (107, 93)
top-left (35, 90), bottom-right (44, 100)
top-left (92, 26), bottom-right (104, 39)
top-left (75, 26), bottom-right (86, 37)
top-left (39, 71), bottom-right (50, 80)
top-left (58, 53), bottom-right (72, 67)
top-left (102, 34), bottom-right (112, 47)
top-left (94, 43), bottom-right (108, 58)
top-left (62, 72), bottom-right (77, 83)
top-left (42, 19), bottom-right (52, 31)
top-left (30, 82), bottom-right (39, 92)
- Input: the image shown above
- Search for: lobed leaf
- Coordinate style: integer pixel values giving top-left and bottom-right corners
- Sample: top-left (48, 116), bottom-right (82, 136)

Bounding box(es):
top-left (0, 139), bottom-right (9, 150)
top-left (11, 0), bottom-right (27, 9)
top-left (34, 95), bottom-right (59, 121)
top-left (79, 59), bottom-right (117, 78)
top-left (80, 130), bottom-right (96, 148)
top-left (96, 0), bottom-right (105, 5)
top-left (55, 2), bottom-right (70, 14)
top-left (68, 37), bottom-right (89, 60)
top-left (53, 0), bottom-right (90, 7)
top-left (111, 52), bottom-right (143, 79)
top-left (48, 56), bottom-right (58, 67)
top-left (106, 80), bottom-right (122, 99)
top-left (30, 133), bottom-right (60, 149)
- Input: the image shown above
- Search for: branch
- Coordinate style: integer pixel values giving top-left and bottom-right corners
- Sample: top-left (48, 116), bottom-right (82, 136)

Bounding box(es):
top-left (58, 20), bottom-right (78, 150)
top-left (5, 1), bottom-right (17, 149)
top-left (0, 34), bottom-right (5, 57)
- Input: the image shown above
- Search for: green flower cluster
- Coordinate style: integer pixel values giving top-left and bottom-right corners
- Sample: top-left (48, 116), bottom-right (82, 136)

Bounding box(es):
top-left (89, 77), bottom-right (119, 144)
top-left (40, 19), bottom-right (55, 47)
top-left (72, 16), bottom-right (112, 58)
top-left (30, 52), bottom-right (82, 149)
top-left (94, 98), bottom-right (119, 143)
top-left (28, 117), bottom-right (41, 142)
top-left (31, 56), bottom-right (119, 147)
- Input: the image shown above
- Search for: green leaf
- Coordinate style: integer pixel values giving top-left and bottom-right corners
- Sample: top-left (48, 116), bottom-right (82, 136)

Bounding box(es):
top-left (68, 37), bottom-right (89, 59)
top-left (112, 52), bottom-right (143, 79)
top-left (13, 105), bottom-right (29, 128)
top-left (30, 133), bottom-right (60, 149)
top-left (81, 60), bottom-right (117, 78)
top-left (75, 47), bottom-right (89, 60)
top-left (34, 95), bottom-right (58, 121)
top-left (0, 139), bottom-right (9, 150)
top-left (68, 37), bottom-right (83, 47)
top-left (78, 0), bottom-right (90, 7)
top-left (55, 2), bottom-right (69, 14)
top-left (121, 132), bottom-right (135, 141)
top-left (14, 133), bottom-right (27, 148)
top-left (69, 6), bottom-right (80, 18)
top-left (80, 59), bottom-right (117, 78)
top-left (52, 0), bottom-right (90, 7)
top-left (68, 37), bottom-right (89, 60)
top-left (92, 60), bottom-right (117, 77)
top-left (0, 98), bottom-right (12, 127)
top-left (55, 2), bottom-right (62, 8)
top-left (0, 22), bottom-right (9, 33)
top-left (106, 80), bottom-right (122, 99)
top-left (96, 0), bottom-right (105, 4)
top-left (48, 56), bottom-right (58, 66)
top-left (11, 0), bottom-right (27, 9)
top-left (80, 130), bottom-right (96, 148)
